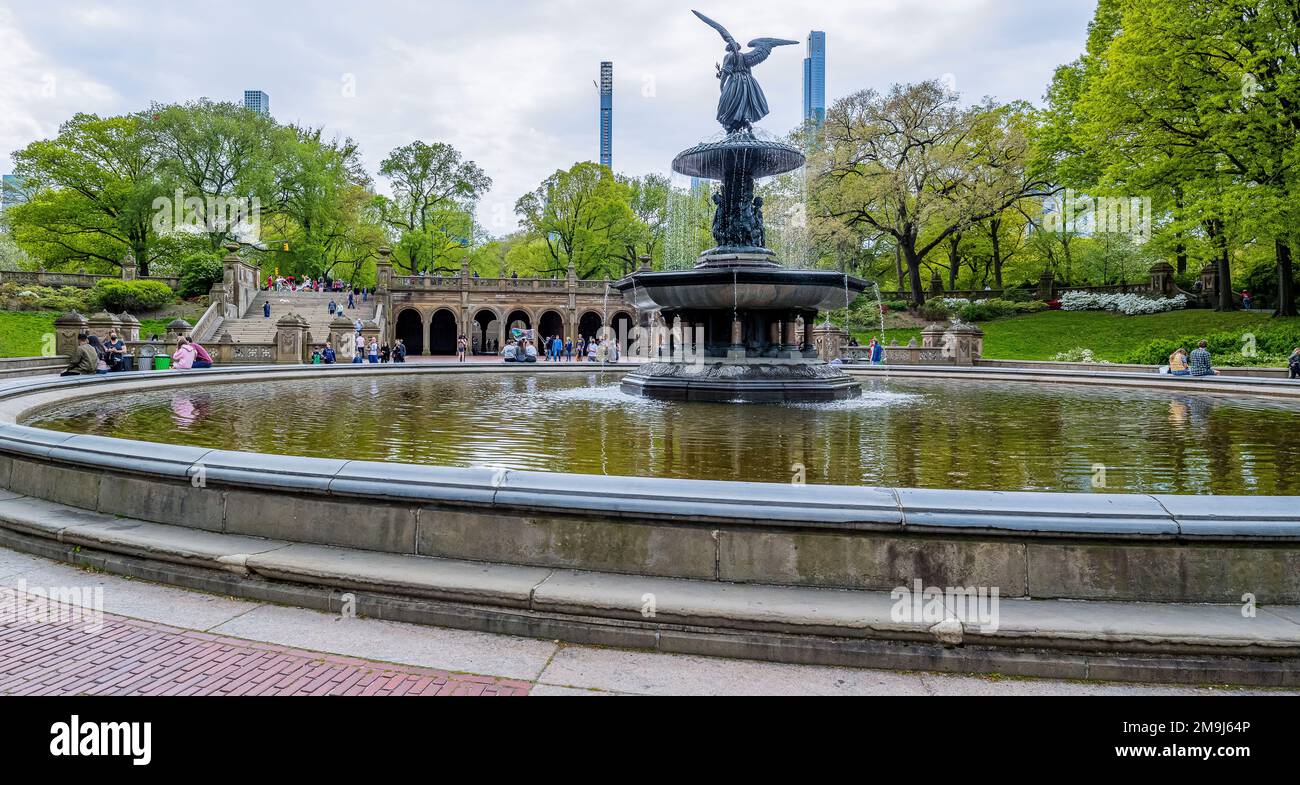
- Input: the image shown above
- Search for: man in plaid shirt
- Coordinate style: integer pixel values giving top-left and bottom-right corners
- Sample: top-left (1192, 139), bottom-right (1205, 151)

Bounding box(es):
top-left (1189, 340), bottom-right (1220, 377)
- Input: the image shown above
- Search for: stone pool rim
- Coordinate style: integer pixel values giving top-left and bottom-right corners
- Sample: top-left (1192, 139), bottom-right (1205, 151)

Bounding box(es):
top-left (1, 363), bottom-right (1299, 605)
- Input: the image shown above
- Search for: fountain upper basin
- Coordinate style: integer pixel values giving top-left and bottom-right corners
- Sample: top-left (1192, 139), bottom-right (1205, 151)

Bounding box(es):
top-left (613, 266), bottom-right (870, 312)
top-left (671, 136), bottom-right (806, 180)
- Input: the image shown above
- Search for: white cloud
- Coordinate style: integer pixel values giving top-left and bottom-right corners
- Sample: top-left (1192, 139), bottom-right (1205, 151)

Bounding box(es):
top-left (0, 0), bottom-right (1093, 234)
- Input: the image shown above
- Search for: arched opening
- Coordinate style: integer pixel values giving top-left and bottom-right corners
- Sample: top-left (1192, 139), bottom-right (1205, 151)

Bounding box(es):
top-left (610, 311), bottom-right (634, 344)
top-left (506, 309), bottom-right (532, 341)
top-left (429, 309), bottom-right (458, 355)
top-left (472, 309), bottom-right (498, 354)
top-left (578, 311), bottom-right (603, 342)
top-left (395, 309), bottom-right (424, 356)
top-left (538, 310), bottom-right (565, 343)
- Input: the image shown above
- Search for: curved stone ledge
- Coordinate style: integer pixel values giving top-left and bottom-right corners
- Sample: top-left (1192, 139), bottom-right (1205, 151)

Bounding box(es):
top-left (0, 364), bottom-right (1298, 603)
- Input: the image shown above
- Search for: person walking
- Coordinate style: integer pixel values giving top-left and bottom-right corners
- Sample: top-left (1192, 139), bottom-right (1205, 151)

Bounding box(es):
top-left (367, 337), bottom-right (379, 364)
top-left (1189, 340), bottom-right (1220, 377)
top-left (263, 300), bottom-right (271, 319)
top-left (347, 292), bottom-right (355, 310)
top-left (1242, 290), bottom-right (1253, 310)
top-left (379, 343), bottom-right (391, 363)
top-left (322, 341), bottom-right (337, 364)
top-left (393, 339), bottom-right (407, 363)
top-left (1289, 348), bottom-right (1300, 380)
top-left (60, 333), bottom-right (99, 376)
top-left (457, 335), bottom-right (467, 362)
top-left (328, 300), bottom-right (337, 316)
top-left (564, 336), bottom-right (574, 362)
top-left (353, 333), bottom-right (365, 364)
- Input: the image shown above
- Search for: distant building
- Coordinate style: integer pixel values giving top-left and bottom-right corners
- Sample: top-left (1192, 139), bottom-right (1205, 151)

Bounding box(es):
top-left (243, 90), bottom-right (270, 116)
top-left (803, 31), bottom-right (826, 126)
top-left (1, 174), bottom-right (31, 210)
top-left (598, 62), bottom-right (613, 169)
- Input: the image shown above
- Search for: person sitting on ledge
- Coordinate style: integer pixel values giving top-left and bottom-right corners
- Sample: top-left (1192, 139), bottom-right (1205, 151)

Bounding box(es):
top-left (502, 341), bottom-right (519, 362)
top-left (187, 336), bottom-right (213, 369)
top-left (522, 339), bottom-right (538, 363)
top-left (171, 338), bottom-right (196, 370)
top-left (1189, 340), bottom-right (1220, 377)
top-left (60, 333), bottom-right (99, 377)
top-left (1168, 347), bottom-right (1190, 377)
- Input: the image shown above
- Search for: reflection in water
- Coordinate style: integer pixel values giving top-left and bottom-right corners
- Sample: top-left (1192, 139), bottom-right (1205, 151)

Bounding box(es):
top-left (25, 373), bottom-right (1300, 494)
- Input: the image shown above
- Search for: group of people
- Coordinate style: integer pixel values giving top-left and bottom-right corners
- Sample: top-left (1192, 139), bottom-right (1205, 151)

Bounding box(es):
top-left (502, 335), bottom-right (614, 363)
top-left (265, 274), bottom-right (368, 296)
top-left (312, 335), bottom-right (407, 365)
top-left (60, 331), bottom-right (212, 376)
top-left (1163, 340), bottom-right (1300, 378)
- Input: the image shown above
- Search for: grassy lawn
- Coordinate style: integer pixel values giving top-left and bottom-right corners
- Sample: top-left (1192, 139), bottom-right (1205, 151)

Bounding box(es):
top-left (0, 311), bottom-right (175, 357)
top-left (859, 309), bottom-right (1293, 362)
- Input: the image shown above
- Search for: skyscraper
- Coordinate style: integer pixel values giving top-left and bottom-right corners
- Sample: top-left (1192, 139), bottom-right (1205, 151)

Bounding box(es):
top-left (1, 174), bottom-right (30, 210)
top-left (803, 31), bottom-right (826, 126)
top-left (598, 62), bottom-right (613, 169)
top-left (244, 90), bottom-right (270, 116)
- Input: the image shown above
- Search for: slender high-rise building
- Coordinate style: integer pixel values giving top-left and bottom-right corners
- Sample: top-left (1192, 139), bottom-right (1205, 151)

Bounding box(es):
top-left (802, 32), bottom-right (826, 126)
top-left (598, 62), bottom-right (613, 169)
top-left (244, 90), bottom-right (270, 116)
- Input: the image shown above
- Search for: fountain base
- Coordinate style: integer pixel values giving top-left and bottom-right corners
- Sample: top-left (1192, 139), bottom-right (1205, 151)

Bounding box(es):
top-left (621, 359), bottom-right (861, 402)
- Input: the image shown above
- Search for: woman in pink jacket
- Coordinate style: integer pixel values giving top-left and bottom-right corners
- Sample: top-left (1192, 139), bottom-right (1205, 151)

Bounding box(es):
top-left (171, 339), bottom-right (197, 370)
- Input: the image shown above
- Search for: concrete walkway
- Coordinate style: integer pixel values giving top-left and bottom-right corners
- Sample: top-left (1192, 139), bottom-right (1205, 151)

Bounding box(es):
top-left (0, 545), bottom-right (1290, 696)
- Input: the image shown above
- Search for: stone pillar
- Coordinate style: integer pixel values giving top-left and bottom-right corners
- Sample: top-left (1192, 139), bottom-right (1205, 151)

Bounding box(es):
top-left (1038, 271), bottom-right (1056, 301)
top-left (328, 315), bottom-right (355, 359)
top-left (1148, 261), bottom-right (1175, 298)
top-left (1199, 263), bottom-right (1218, 298)
top-left (54, 312), bottom-right (88, 357)
top-left (422, 312), bottom-right (432, 356)
top-left (811, 322), bottom-right (847, 362)
top-left (375, 247), bottom-right (393, 295)
top-left (116, 313), bottom-right (141, 342)
top-left (930, 270), bottom-right (944, 296)
top-left (216, 333), bottom-right (236, 365)
top-left (85, 311), bottom-right (121, 339)
top-left (166, 319), bottom-right (192, 343)
top-left (120, 252), bottom-right (137, 280)
top-left (803, 314), bottom-right (816, 356)
top-left (274, 313), bottom-right (310, 364)
top-left (947, 323), bottom-right (985, 365)
top-left (783, 313), bottom-right (800, 354)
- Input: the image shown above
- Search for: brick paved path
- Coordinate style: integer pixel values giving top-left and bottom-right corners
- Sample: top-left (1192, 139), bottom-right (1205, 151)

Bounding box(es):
top-left (0, 598), bottom-right (531, 696)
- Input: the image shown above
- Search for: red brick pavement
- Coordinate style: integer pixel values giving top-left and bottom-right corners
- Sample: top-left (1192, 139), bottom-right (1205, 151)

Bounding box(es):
top-left (0, 598), bottom-right (531, 696)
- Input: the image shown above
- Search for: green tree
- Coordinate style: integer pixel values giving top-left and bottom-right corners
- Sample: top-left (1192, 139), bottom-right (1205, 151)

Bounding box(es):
top-left (9, 112), bottom-right (165, 274)
top-left (378, 141), bottom-right (491, 275)
top-left (514, 162), bottom-right (640, 279)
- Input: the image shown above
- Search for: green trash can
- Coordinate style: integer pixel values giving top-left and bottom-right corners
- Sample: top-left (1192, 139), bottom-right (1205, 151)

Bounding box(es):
top-left (153, 355), bottom-right (171, 371)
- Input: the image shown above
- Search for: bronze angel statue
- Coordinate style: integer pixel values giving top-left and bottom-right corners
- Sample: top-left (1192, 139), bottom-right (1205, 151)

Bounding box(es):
top-left (693, 10), bottom-right (798, 134)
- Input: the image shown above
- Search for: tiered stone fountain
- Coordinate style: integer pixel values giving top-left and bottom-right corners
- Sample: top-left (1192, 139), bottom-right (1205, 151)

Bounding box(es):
top-left (614, 12), bottom-right (869, 402)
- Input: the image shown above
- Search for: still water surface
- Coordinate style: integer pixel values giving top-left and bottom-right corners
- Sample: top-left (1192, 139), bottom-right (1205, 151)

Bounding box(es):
top-left (25, 372), bottom-right (1300, 494)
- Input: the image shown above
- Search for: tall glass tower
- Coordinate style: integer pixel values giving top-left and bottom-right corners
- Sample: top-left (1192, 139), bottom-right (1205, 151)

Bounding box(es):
top-left (802, 32), bottom-right (826, 126)
top-left (244, 90), bottom-right (270, 116)
top-left (599, 62), bottom-right (613, 168)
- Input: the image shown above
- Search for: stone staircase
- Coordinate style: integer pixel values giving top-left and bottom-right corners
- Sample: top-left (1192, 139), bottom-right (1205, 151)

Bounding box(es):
top-left (207, 291), bottom-right (377, 345)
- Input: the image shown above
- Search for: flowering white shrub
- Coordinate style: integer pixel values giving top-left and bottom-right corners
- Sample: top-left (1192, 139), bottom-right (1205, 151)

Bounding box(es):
top-left (1059, 290), bottom-right (1187, 315)
top-left (937, 297), bottom-right (971, 308)
top-left (1051, 347), bottom-right (1110, 364)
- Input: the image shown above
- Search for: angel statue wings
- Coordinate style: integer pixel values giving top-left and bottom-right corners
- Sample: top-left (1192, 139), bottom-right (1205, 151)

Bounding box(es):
top-left (693, 10), bottom-right (798, 134)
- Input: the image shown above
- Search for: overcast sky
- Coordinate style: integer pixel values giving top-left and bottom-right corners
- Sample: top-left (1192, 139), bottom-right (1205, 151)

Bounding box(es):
top-left (0, 0), bottom-right (1095, 234)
